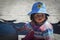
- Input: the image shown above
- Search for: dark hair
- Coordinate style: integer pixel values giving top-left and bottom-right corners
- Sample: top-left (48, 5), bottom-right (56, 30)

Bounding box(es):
top-left (30, 13), bottom-right (35, 20)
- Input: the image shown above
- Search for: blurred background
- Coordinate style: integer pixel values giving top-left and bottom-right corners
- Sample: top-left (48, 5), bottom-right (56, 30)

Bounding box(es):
top-left (0, 0), bottom-right (60, 23)
top-left (0, 0), bottom-right (60, 40)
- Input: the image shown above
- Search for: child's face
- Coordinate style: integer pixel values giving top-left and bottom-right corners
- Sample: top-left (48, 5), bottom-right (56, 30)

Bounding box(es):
top-left (34, 13), bottom-right (46, 23)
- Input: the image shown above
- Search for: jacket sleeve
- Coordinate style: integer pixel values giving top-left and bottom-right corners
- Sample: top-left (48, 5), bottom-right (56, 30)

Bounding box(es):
top-left (45, 29), bottom-right (54, 40)
top-left (43, 23), bottom-right (54, 40)
top-left (47, 23), bottom-right (53, 36)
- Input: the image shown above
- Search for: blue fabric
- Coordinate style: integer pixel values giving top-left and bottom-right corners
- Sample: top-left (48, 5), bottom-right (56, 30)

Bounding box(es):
top-left (0, 22), bottom-right (17, 35)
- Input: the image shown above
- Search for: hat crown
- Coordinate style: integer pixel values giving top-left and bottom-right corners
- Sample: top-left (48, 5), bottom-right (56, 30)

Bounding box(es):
top-left (32, 2), bottom-right (43, 10)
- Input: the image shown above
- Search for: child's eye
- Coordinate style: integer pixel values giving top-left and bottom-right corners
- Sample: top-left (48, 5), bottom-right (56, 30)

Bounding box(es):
top-left (35, 15), bottom-right (42, 18)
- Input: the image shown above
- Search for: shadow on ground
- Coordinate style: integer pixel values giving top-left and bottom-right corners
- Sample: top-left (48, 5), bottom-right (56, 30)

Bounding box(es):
top-left (52, 21), bottom-right (60, 34)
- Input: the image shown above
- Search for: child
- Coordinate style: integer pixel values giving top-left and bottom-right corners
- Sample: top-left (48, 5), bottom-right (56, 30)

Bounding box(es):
top-left (18, 2), bottom-right (54, 40)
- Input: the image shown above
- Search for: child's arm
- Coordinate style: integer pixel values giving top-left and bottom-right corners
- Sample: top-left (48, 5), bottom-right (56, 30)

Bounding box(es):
top-left (42, 22), bottom-right (54, 40)
top-left (44, 24), bottom-right (54, 40)
top-left (45, 29), bottom-right (54, 40)
top-left (13, 24), bottom-right (32, 32)
top-left (13, 24), bottom-right (27, 31)
top-left (16, 26), bottom-right (26, 31)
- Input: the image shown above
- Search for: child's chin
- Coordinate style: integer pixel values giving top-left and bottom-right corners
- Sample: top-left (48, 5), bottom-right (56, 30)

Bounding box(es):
top-left (37, 21), bottom-right (43, 23)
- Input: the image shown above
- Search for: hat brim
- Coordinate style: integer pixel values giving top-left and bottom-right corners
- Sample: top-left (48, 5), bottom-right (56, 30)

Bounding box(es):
top-left (45, 14), bottom-right (49, 16)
